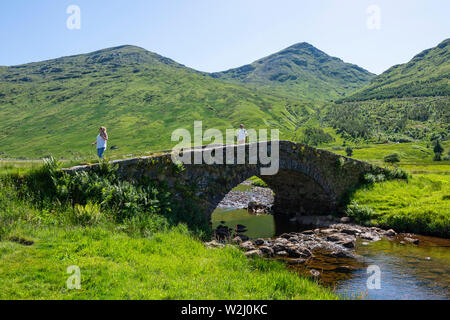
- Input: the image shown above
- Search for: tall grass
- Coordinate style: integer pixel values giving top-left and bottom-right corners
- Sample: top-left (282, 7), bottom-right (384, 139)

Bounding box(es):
top-left (0, 165), bottom-right (337, 300)
top-left (349, 174), bottom-right (449, 237)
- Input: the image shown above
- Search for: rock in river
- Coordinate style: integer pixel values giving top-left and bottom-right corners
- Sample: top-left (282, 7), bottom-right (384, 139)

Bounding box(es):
top-left (240, 241), bottom-right (256, 251)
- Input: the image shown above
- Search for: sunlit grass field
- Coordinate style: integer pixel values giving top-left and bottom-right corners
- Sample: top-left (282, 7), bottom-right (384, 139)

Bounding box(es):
top-left (325, 141), bottom-right (450, 237)
top-left (349, 173), bottom-right (449, 237)
top-left (0, 182), bottom-right (336, 300)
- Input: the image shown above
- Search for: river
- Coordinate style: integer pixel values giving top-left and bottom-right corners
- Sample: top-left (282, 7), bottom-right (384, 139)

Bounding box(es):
top-left (212, 207), bottom-right (450, 300)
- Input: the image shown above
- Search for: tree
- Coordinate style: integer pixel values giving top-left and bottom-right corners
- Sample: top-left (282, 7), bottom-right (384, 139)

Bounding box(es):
top-left (345, 146), bottom-right (353, 157)
top-left (384, 153), bottom-right (400, 164)
top-left (433, 140), bottom-right (444, 161)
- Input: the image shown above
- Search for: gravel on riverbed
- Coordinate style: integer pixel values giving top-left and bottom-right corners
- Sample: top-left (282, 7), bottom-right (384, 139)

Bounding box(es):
top-left (217, 185), bottom-right (274, 209)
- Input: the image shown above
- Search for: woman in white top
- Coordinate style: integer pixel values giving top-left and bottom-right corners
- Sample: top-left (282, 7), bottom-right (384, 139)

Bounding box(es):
top-left (91, 126), bottom-right (108, 158)
top-left (237, 124), bottom-right (248, 144)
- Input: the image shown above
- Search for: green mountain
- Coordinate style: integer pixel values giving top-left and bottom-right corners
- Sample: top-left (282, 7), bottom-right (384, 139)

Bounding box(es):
top-left (327, 39), bottom-right (450, 143)
top-left (0, 45), bottom-right (304, 158)
top-left (211, 42), bottom-right (375, 101)
top-left (326, 96), bottom-right (449, 143)
top-left (343, 39), bottom-right (450, 102)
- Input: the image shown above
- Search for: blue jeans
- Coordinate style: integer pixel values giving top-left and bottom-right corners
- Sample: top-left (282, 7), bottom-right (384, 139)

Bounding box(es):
top-left (97, 147), bottom-right (106, 158)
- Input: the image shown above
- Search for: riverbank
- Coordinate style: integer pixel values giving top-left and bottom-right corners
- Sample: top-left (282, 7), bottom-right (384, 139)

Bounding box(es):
top-left (348, 173), bottom-right (449, 237)
top-left (0, 166), bottom-right (337, 300)
top-left (219, 163), bottom-right (449, 238)
top-left (0, 224), bottom-right (336, 299)
top-left (211, 207), bottom-right (450, 299)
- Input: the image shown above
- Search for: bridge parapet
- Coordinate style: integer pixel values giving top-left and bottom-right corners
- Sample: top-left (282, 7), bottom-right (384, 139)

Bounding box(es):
top-left (65, 141), bottom-right (380, 219)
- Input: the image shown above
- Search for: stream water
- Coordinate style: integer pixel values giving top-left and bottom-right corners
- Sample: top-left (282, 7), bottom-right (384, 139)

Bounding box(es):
top-left (212, 207), bottom-right (450, 300)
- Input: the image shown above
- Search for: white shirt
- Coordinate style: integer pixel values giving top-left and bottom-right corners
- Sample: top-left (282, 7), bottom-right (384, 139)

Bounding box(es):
top-left (97, 134), bottom-right (107, 149)
top-left (237, 129), bottom-right (248, 142)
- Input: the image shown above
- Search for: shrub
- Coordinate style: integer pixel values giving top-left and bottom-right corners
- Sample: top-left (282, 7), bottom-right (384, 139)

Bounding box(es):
top-left (336, 157), bottom-right (345, 170)
top-left (363, 173), bottom-right (377, 185)
top-left (301, 128), bottom-right (335, 146)
top-left (383, 167), bottom-right (409, 180)
top-left (248, 176), bottom-right (268, 188)
top-left (433, 140), bottom-right (444, 161)
top-left (384, 153), bottom-right (400, 163)
top-left (345, 147), bottom-right (353, 157)
top-left (345, 201), bottom-right (375, 223)
top-left (72, 202), bottom-right (103, 226)
top-left (6, 156), bottom-right (209, 237)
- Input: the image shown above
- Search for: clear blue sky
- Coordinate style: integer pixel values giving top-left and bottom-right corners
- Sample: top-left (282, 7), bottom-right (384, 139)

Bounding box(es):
top-left (0, 0), bottom-right (449, 74)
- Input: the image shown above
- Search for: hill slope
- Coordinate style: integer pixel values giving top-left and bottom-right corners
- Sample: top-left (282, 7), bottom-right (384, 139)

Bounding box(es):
top-left (0, 45), bottom-right (302, 158)
top-left (211, 42), bottom-right (375, 101)
top-left (343, 39), bottom-right (450, 101)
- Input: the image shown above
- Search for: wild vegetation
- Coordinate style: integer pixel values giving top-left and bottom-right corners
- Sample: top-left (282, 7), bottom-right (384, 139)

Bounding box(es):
top-left (0, 37), bottom-right (448, 299)
top-left (0, 160), bottom-right (337, 299)
top-left (326, 141), bottom-right (450, 237)
top-left (325, 97), bottom-right (449, 143)
top-left (347, 173), bottom-right (449, 237)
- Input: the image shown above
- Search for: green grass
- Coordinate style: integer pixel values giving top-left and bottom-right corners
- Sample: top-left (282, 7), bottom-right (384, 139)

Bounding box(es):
top-left (0, 224), bottom-right (337, 300)
top-left (348, 173), bottom-right (449, 237)
top-left (0, 182), bottom-right (336, 300)
top-left (0, 161), bottom-right (43, 175)
top-left (326, 141), bottom-right (450, 166)
top-left (323, 141), bottom-right (450, 237)
top-left (0, 45), bottom-right (303, 159)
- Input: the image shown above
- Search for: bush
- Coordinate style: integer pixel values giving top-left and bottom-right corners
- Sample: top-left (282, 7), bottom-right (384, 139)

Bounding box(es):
top-left (384, 153), bottom-right (400, 163)
top-left (363, 173), bottom-right (376, 184)
top-left (383, 167), bottom-right (410, 180)
top-left (5, 156), bottom-right (209, 238)
top-left (72, 202), bottom-right (103, 226)
top-left (345, 147), bottom-right (353, 157)
top-left (300, 128), bottom-right (335, 146)
top-left (248, 176), bottom-right (268, 188)
top-left (345, 201), bottom-right (375, 223)
top-left (362, 173), bottom-right (386, 184)
top-left (433, 140), bottom-right (444, 161)
top-left (336, 157), bottom-right (345, 170)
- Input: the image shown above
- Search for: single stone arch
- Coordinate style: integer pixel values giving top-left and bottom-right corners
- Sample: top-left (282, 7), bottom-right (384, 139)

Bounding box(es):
top-left (66, 141), bottom-right (380, 223)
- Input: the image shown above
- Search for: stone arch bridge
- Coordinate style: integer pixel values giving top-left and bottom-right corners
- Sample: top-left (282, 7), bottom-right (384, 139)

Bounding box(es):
top-left (66, 141), bottom-right (380, 220)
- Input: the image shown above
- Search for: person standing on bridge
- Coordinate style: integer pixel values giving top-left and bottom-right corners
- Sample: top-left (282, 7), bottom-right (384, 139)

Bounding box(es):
top-left (91, 126), bottom-right (108, 159)
top-left (237, 124), bottom-right (248, 145)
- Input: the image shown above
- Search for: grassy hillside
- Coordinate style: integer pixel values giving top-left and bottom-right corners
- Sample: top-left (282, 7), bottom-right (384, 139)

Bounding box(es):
top-left (325, 96), bottom-right (449, 142)
top-left (0, 45), bottom-right (303, 159)
top-left (211, 42), bottom-right (375, 101)
top-left (342, 39), bottom-right (450, 101)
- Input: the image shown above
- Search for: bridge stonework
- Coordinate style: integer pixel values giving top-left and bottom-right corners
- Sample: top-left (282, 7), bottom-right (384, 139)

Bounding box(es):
top-left (66, 141), bottom-right (379, 220)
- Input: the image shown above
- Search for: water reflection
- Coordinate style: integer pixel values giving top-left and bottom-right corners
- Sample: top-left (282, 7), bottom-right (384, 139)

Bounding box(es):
top-left (211, 207), bottom-right (450, 300)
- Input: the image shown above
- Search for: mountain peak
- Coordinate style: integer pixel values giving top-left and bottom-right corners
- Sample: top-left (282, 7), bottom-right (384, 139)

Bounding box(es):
top-left (212, 42), bottom-right (375, 101)
top-left (285, 42), bottom-right (317, 51)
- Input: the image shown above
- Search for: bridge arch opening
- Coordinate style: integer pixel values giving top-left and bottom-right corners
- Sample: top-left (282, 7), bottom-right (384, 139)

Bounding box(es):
top-left (210, 169), bottom-right (336, 239)
top-left (209, 166), bottom-right (336, 222)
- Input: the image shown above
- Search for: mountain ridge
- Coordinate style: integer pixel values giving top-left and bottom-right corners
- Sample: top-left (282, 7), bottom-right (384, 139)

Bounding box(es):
top-left (0, 44), bottom-right (304, 158)
top-left (341, 38), bottom-right (450, 102)
top-left (210, 42), bottom-right (375, 101)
